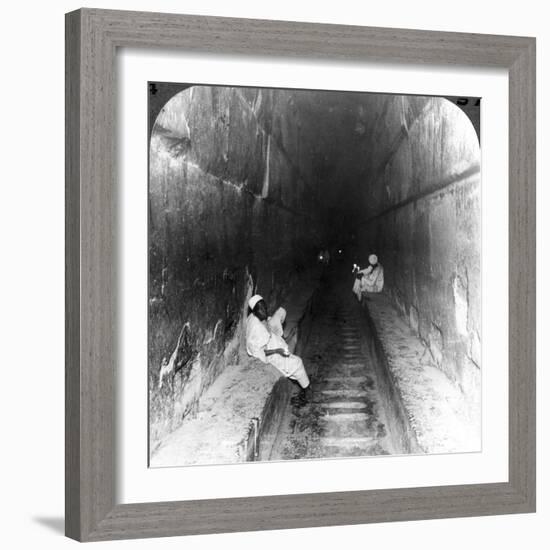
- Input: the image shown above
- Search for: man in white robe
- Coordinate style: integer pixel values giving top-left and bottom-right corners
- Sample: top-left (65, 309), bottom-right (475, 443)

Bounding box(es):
top-left (245, 295), bottom-right (311, 402)
top-left (352, 254), bottom-right (384, 301)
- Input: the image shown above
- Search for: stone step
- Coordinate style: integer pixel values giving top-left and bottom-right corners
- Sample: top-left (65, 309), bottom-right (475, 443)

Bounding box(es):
top-left (318, 388), bottom-right (367, 399)
top-left (319, 445), bottom-right (381, 458)
top-left (341, 356), bottom-right (365, 362)
top-left (337, 361), bottom-right (365, 367)
top-left (339, 366), bottom-right (367, 373)
top-left (321, 418), bottom-right (371, 438)
top-left (335, 366), bottom-right (369, 375)
top-left (317, 378), bottom-right (368, 392)
top-left (321, 407), bottom-right (370, 416)
top-left (323, 375), bottom-right (368, 384)
top-left (321, 411), bottom-right (370, 420)
top-left (320, 400), bottom-right (367, 409)
top-left (321, 406), bottom-right (372, 420)
top-left (321, 366), bottom-right (365, 377)
top-left (320, 436), bottom-right (376, 448)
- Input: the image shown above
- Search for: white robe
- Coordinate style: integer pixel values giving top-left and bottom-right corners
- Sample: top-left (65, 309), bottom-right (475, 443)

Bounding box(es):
top-left (245, 308), bottom-right (310, 388)
top-left (352, 264), bottom-right (384, 299)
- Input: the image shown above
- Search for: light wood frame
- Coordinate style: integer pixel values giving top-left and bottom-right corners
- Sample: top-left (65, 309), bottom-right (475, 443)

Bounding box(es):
top-left (65, 8), bottom-right (536, 542)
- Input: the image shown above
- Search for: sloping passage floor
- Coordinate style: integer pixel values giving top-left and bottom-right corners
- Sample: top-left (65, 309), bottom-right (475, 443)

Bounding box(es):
top-left (268, 267), bottom-right (400, 460)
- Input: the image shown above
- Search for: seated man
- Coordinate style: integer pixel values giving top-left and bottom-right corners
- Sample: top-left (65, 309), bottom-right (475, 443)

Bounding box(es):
top-left (245, 294), bottom-right (311, 404)
top-left (352, 254), bottom-right (384, 301)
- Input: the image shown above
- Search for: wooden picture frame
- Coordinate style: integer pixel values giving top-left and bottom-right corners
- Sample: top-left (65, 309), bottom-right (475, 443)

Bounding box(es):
top-left (65, 8), bottom-right (536, 542)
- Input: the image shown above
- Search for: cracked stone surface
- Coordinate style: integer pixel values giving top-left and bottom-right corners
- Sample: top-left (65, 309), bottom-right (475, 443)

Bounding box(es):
top-left (365, 293), bottom-right (481, 454)
top-left (150, 271), bottom-right (321, 467)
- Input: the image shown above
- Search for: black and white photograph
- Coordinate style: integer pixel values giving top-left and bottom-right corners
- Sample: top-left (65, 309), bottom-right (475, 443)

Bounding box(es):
top-left (2, 0), bottom-right (542, 546)
top-left (148, 83), bottom-right (482, 467)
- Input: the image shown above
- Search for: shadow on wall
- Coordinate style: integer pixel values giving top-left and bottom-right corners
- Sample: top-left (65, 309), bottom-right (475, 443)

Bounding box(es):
top-left (356, 96), bottom-right (481, 422)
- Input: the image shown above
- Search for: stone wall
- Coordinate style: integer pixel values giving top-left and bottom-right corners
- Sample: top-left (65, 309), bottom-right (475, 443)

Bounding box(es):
top-left (148, 86), bottom-right (325, 451)
top-left (357, 96), bottom-right (481, 417)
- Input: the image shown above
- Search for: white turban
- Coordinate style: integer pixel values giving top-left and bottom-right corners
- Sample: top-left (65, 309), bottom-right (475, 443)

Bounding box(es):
top-left (248, 294), bottom-right (264, 310)
top-left (369, 254), bottom-right (378, 264)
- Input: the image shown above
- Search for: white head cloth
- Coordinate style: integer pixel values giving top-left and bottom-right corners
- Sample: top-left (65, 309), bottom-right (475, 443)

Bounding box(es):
top-left (368, 254), bottom-right (378, 264)
top-left (248, 294), bottom-right (264, 310)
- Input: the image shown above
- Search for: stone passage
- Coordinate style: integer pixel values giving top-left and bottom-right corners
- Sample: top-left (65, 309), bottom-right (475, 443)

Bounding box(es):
top-left (269, 271), bottom-right (399, 460)
top-left (148, 85), bottom-right (482, 461)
